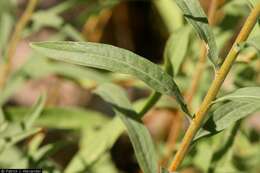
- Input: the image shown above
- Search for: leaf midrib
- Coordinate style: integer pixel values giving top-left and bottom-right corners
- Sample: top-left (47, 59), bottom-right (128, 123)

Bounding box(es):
top-left (40, 45), bottom-right (173, 94)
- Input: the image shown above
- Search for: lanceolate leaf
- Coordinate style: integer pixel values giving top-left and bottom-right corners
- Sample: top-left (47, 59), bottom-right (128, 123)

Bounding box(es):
top-left (95, 83), bottom-right (158, 173)
top-left (0, 13), bottom-right (13, 53)
top-left (244, 35), bottom-right (260, 52)
top-left (65, 118), bottom-right (125, 173)
top-left (6, 107), bottom-right (108, 130)
top-left (164, 26), bottom-right (191, 76)
top-left (195, 100), bottom-right (260, 141)
top-left (0, 96), bottom-right (45, 153)
top-left (215, 87), bottom-right (260, 102)
top-left (22, 94), bottom-right (46, 130)
top-left (175, 0), bottom-right (219, 68)
top-left (30, 41), bottom-right (189, 115)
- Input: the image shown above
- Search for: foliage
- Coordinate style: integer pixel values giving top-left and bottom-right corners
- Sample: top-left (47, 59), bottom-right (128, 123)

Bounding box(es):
top-left (0, 0), bottom-right (260, 173)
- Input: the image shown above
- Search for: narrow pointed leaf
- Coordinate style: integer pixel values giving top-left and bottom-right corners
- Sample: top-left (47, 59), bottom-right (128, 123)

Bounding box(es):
top-left (215, 87), bottom-right (260, 102)
top-left (65, 117), bottom-right (125, 173)
top-left (175, 0), bottom-right (219, 67)
top-left (95, 83), bottom-right (158, 173)
top-left (164, 26), bottom-right (191, 76)
top-left (22, 94), bottom-right (46, 129)
top-left (195, 100), bottom-right (260, 141)
top-left (244, 35), bottom-right (260, 52)
top-left (6, 107), bottom-right (108, 130)
top-left (30, 41), bottom-right (188, 114)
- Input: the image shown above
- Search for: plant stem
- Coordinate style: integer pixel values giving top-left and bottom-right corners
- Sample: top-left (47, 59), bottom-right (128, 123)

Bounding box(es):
top-left (138, 91), bottom-right (162, 117)
top-left (0, 0), bottom-right (38, 90)
top-left (168, 3), bottom-right (260, 171)
top-left (165, 0), bottom-right (219, 161)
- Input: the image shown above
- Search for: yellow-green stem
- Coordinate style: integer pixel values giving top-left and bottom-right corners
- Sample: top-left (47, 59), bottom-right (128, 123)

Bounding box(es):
top-left (168, 3), bottom-right (260, 171)
top-left (0, 0), bottom-right (38, 90)
top-left (165, 0), bottom-right (219, 161)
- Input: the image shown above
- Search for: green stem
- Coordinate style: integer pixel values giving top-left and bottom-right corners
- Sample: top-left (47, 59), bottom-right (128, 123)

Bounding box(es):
top-left (138, 92), bottom-right (162, 116)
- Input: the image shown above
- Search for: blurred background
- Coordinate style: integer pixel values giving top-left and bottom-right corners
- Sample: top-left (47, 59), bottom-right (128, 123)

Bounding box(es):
top-left (0, 0), bottom-right (259, 173)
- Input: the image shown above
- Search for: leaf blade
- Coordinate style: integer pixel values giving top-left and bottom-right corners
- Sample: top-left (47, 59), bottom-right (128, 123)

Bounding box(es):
top-left (30, 41), bottom-right (188, 114)
top-left (175, 0), bottom-right (219, 67)
top-left (95, 83), bottom-right (158, 173)
top-left (164, 26), bottom-right (191, 76)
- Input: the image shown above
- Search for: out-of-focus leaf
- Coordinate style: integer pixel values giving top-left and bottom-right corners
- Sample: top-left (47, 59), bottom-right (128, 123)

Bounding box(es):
top-left (0, 128), bottom-right (40, 154)
top-left (243, 35), bottom-right (260, 52)
top-left (31, 41), bottom-right (189, 114)
top-left (0, 108), bottom-right (5, 124)
top-left (175, 0), bottom-right (219, 68)
top-left (0, 1), bottom-right (13, 17)
top-left (0, 71), bottom-right (27, 106)
top-left (22, 94), bottom-right (46, 129)
top-left (31, 141), bottom-right (67, 165)
top-left (164, 26), bottom-right (191, 76)
top-left (247, 0), bottom-right (260, 8)
top-left (0, 96), bottom-right (45, 153)
top-left (89, 153), bottom-right (119, 173)
top-left (23, 57), bottom-right (110, 87)
top-left (1, 95), bottom-right (45, 138)
top-left (65, 117), bottom-right (125, 173)
top-left (0, 146), bottom-right (23, 168)
top-left (61, 24), bottom-right (85, 41)
top-left (160, 168), bottom-right (170, 173)
top-left (95, 83), bottom-right (158, 173)
top-left (0, 13), bottom-right (13, 53)
top-left (28, 133), bottom-right (45, 156)
top-left (6, 107), bottom-right (108, 130)
top-left (31, 11), bottom-right (63, 31)
top-left (215, 87), bottom-right (260, 102)
top-left (153, 0), bottom-right (183, 32)
top-left (195, 100), bottom-right (260, 141)
top-left (207, 121), bottom-right (241, 173)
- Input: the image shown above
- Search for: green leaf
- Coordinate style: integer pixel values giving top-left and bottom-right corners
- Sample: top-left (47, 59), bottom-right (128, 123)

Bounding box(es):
top-left (153, 0), bottom-right (184, 33)
top-left (175, 0), bottom-right (219, 68)
top-left (215, 87), bottom-right (260, 102)
top-left (160, 168), bottom-right (170, 173)
top-left (23, 57), bottom-right (110, 87)
top-left (88, 153), bottom-right (119, 173)
top-left (31, 11), bottom-right (63, 31)
top-left (65, 117), bottom-right (125, 173)
top-left (207, 121), bottom-right (242, 173)
top-left (164, 26), bottom-right (191, 76)
top-left (195, 100), bottom-right (260, 141)
top-left (0, 70), bottom-right (27, 106)
top-left (6, 107), bottom-right (108, 130)
top-left (0, 108), bottom-right (5, 124)
top-left (0, 13), bottom-right (13, 53)
top-left (22, 94), bottom-right (46, 130)
top-left (95, 83), bottom-right (158, 173)
top-left (195, 87), bottom-right (260, 141)
top-left (247, 0), bottom-right (260, 8)
top-left (28, 133), bottom-right (45, 156)
top-left (30, 41), bottom-right (188, 114)
top-left (0, 96), bottom-right (45, 153)
top-left (244, 35), bottom-right (260, 52)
